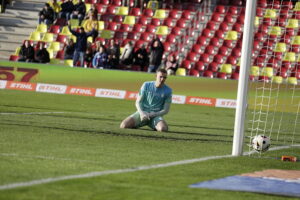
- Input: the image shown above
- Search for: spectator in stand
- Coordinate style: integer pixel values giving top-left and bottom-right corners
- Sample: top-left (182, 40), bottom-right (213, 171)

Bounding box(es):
top-left (107, 40), bottom-right (120, 69)
top-left (148, 36), bottom-right (164, 73)
top-left (18, 40), bottom-right (35, 62)
top-left (68, 22), bottom-right (97, 67)
top-left (64, 38), bottom-right (75, 59)
top-left (85, 4), bottom-right (98, 20)
top-left (48, 0), bottom-right (61, 20)
top-left (70, 0), bottom-right (86, 25)
top-left (165, 54), bottom-right (178, 75)
top-left (38, 3), bottom-right (55, 25)
top-left (92, 45), bottom-right (108, 69)
top-left (0, 0), bottom-right (11, 13)
top-left (59, 0), bottom-right (74, 20)
top-left (120, 41), bottom-right (134, 65)
top-left (82, 14), bottom-right (98, 41)
top-left (34, 44), bottom-right (50, 63)
top-left (84, 45), bottom-right (94, 68)
top-left (133, 43), bottom-right (149, 71)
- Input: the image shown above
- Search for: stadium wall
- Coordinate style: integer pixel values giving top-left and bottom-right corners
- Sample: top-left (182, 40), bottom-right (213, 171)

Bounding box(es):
top-left (0, 60), bottom-right (237, 108)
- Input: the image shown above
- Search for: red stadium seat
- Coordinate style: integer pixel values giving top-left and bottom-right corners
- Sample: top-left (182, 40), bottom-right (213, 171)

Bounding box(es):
top-left (217, 72), bottom-right (227, 79)
top-left (231, 47), bottom-right (241, 57)
top-left (199, 53), bottom-right (211, 63)
top-left (176, 19), bottom-right (187, 28)
top-left (127, 31), bottom-right (139, 40)
top-left (114, 31), bottom-right (125, 40)
top-left (129, 7), bottom-right (141, 16)
top-left (49, 25), bottom-right (60, 34)
top-left (218, 46), bottom-right (229, 56)
top-left (208, 62), bottom-right (219, 72)
top-left (181, 60), bottom-right (192, 70)
top-left (143, 8), bottom-right (154, 17)
top-left (267, 57), bottom-right (280, 69)
top-left (187, 52), bottom-right (198, 62)
top-left (194, 61), bottom-right (205, 71)
top-left (113, 15), bottom-right (123, 23)
top-left (203, 70), bottom-right (214, 78)
top-left (171, 27), bottom-right (182, 36)
top-left (145, 24), bottom-right (156, 34)
top-left (189, 69), bottom-right (200, 77)
top-left (211, 13), bottom-right (222, 22)
top-left (206, 21), bottom-right (217, 31)
top-left (150, 18), bottom-right (161, 26)
top-left (231, 72), bottom-right (239, 80)
top-left (134, 40), bottom-right (146, 49)
top-left (213, 54), bottom-right (225, 64)
top-left (132, 24), bottom-right (143, 32)
top-left (56, 34), bottom-right (67, 43)
top-left (107, 22), bottom-right (118, 31)
top-left (140, 32), bottom-right (152, 42)
top-left (55, 50), bottom-right (65, 60)
top-left (138, 16), bottom-right (149, 25)
top-left (205, 45), bottom-right (216, 55)
top-left (100, 0), bottom-right (110, 4)
top-left (293, 11), bottom-right (300, 20)
top-left (163, 18), bottom-right (175, 27)
top-left (291, 44), bottom-right (300, 53)
top-left (254, 32), bottom-right (264, 42)
top-left (227, 6), bottom-right (239, 15)
top-left (214, 30), bottom-right (225, 39)
top-left (181, 10), bottom-right (192, 20)
top-left (256, 7), bottom-right (263, 17)
top-left (215, 5), bottom-right (226, 14)
top-left (224, 14), bottom-right (234, 24)
top-left (257, 0), bottom-right (267, 8)
top-left (226, 55), bottom-right (238, 65)
top-left (96, 4), bottom-right (106, 14)
top-left (9, 55), bottom-right (19, 61)
top-left (236, 14), bottom-right (245, 24)
top-left (223, 40), bottom-right (234, 48)
top-left (111, 0), bottom-right (122, 6)
top-left (282, 1), bottom-right (293, 10)
top-left (232, 23), bottom-right (242, 32)
top-left (277, 67), bottom-right (288, 78)
top-left (166, 34), bottom-right (176, 43)
top-left (290, 68), bottom-right (300, 79)
top-left (192, 44), bottom-right (203, 54)
top-left (118, 23), bottom-right (130, 32)
top-left (106, 5), bottom-right (117, 14)
top-left (169, 9), bottom-right (181, 19)
top-left (197, 36), bottom-right (208, 46)
top-left (163, 42), bottom-right (171, 52)
top-left (202, 28), bottom-right (213, 38)
top-left (210, 37), bottom-right (221, 47)
top-left (219, 22), bottom-right (229, 32)
top-left (254, 57), bottom-right (266, 68)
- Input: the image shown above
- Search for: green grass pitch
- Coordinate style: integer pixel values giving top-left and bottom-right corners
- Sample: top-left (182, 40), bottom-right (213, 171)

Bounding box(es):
top-left (0, 89), bottom-right (299, 200)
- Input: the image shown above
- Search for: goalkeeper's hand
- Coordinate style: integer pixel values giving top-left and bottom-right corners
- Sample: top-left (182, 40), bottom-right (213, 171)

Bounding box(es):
top-left (140, 112), bottom-right (150, 122)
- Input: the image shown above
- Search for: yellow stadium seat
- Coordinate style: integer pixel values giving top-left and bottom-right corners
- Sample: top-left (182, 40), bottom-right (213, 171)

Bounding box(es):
top-left (29, 31), bottom-right (41, 41)
top-left (224, 31), bottom-right (238, 40)
top-left (274, 42), bottom-right (287, 52)
top-left (292, 36), bottom-right (300, 45)
top-left (116, 6), bottom-right (129, 15)
top-left (85, 3), bottom-right (92, 12)
top-left (123, 16), bottom-right (135, 25)
top-left (47, 48), bottom-right (54, 59)
top-left (69, 19), bottom-right (80, 29)
top-left (254, 16), bottom-right (260, 27)
top-left (41, 32), bottom-right (54, 42)
top-left (61, 26), bottom-right (72, 36)
top-left (100, 30), bottom-right (113, 39)
top-left (155, 26), bottom-right (168, 35)
top-left (64, 59), bottom-right (73, 67)
top-left (250, 66), bottom-right (260, 77)
top-left (269, 26), bottom-right (281, 36)
top-left (294, 2), bottom-right (300, 11)
top-left (48, 41), bottom-right (61, 52)
top-left (264, 9), bottom-right (277, 19)
top-left (297, 54), bottom-right (300, 63)
top-left (87, 36), bottom-right (93, 43)
top-left (261, 67), bottom-right (273, 78)
top-left (36, 24), bottom-right (48, 34)
top-left (272, 76), bottom-right (283, 84)
top-left (98, 21), bottom-right (105, 30)
top-left (70, 35), bottom-right (77, 43)
top-left (50, 58), bottom-right (61, 65)
top-left (220, 64), bottom-right (232, 74)
top-left (176, 68), bottom-right (186, 76)
top-left (283, 52), bottom-right (296, 62)
top-left (286, 19), bottom-right (299, 29)
top-left (147, 1), bottom-right (159, 9)
top-left (288, 77), bottom-right (297, 85)
top-left (14, 47), bottom-right (21, 56)
top-left (153, 9), bottom-right (167, 19)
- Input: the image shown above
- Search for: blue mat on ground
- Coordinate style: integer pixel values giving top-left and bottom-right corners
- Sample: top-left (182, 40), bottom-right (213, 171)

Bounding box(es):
top-left (190, 175), bottom-right (300, 197)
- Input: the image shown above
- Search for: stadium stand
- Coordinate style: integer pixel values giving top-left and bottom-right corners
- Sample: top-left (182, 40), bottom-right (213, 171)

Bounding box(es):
top-left (1, 0), bottom-right (300, 83)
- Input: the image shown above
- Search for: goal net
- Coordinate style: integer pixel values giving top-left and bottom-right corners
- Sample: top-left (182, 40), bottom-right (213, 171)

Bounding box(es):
top-left (233, 0), bottom-right (300, 156)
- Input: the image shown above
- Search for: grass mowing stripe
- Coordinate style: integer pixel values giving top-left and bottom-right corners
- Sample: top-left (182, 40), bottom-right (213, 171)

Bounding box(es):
top-left (0, 112), bottom-right (66, 115)
top-left (1, 144), bottom-right (298, 191)
top-left (0, 153), bottom-right (102, 164)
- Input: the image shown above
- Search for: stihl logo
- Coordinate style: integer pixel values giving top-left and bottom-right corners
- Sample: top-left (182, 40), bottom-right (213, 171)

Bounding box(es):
top-left (95, 89), bottom-right (126, 99)
top-left (189, 98), bottom-right (212, 104)
top-left (36, 84), bottom-right (67, 94)
top-left (70, 88), bottom-right (93, 95)
top-left (10, 83), bottom-right (33, 90)
top-left (100, 91), bottom-right (121, 96)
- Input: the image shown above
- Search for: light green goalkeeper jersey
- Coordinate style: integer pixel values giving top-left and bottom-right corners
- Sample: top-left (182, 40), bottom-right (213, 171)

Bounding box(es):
top-left (139, 81), bottom-right (172, 113)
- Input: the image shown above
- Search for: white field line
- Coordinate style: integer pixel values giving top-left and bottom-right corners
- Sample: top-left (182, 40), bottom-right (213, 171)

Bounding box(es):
top-left (0, 144), bottom-right (299, 191)
top-left (0, 112), bottom-right (66, 115)
top-left (0, 153), bottom-right (102, 164)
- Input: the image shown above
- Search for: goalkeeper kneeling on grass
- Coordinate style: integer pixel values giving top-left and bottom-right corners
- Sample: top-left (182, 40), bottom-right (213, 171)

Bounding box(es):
top-left (120, 68), bottom-right (172, 132)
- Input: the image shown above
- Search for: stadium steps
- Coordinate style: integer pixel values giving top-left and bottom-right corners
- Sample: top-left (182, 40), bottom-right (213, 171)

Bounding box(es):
top-left (0, 0), bottom-right (47, 60)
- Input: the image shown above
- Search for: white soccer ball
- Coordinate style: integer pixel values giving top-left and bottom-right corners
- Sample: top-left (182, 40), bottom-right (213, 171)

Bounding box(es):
top-left (251, 135), bottom-right (271, 152)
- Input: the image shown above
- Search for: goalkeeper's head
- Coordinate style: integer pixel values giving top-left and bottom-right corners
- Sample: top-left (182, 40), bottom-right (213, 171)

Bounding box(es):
top-left (155, 68), bottom-right (168, 88)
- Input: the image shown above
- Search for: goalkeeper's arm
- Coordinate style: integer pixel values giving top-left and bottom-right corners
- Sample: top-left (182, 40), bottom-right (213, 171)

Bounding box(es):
top-left (135, 94), bottom-right (150, 121)
top-left (149, 102), bottom-right (171, 118)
